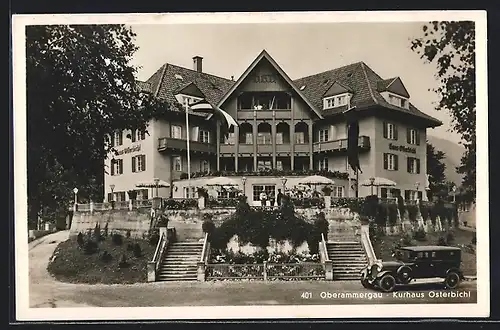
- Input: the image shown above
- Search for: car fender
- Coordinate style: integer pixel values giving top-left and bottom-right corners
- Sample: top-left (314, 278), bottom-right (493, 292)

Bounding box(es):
top-left (375, 270), bottom-right (394, 280)
top-left (360, 268), bottom-right (368, 278)
top-left (446, 267), bottom-right (464, 279)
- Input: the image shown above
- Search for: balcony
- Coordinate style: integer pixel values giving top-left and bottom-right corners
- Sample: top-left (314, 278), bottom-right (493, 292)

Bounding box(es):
top-left (219, 144), bottom-right (254, 155)
top-left (313, 135), bottom-right (370, 153)
top-left (294, 144), bottom-right (310, 155)
top-left (157, 137), bottom-right (216, 154)
top-left (276, 144), bottom-right (292, 154)
top-left (257, 144), bottom-right (273, 154)
top-left (236, 109), bottom-right (292, 120)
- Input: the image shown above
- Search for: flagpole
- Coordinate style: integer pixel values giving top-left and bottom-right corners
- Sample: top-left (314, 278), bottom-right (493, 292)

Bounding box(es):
top-left (185, 100), bottom-right (191, 196)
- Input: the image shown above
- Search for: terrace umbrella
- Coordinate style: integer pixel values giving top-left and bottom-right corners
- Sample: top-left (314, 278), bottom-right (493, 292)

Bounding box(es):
top-left (203, 176), bottom-right (240, 187)
top-left (360, 177), bottom-right (396, 196)
top-left (136, 178), bottom-right (170, 197)
top-left (297, 175), bottom-right (335, 186)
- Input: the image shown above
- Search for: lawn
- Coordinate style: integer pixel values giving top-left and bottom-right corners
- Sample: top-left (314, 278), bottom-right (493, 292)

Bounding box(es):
top-left (47, 232), bottom-right (156, 284)
top-left (371, 228), bottom-right (476, 276)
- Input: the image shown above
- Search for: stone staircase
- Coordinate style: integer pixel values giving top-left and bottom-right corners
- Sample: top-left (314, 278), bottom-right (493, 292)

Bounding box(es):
top-left (157, 242), bottom-right (203, 281)
top-left (326, 241), bottom-right (368, 281)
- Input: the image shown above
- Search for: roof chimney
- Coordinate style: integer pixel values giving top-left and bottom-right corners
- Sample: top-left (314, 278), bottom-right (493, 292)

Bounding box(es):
top-left (193, 56), bottom-right (203, 73)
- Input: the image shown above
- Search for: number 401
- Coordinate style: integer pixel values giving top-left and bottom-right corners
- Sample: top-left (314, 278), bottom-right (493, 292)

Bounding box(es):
top-left (301, 292), bottom-right (312, 299)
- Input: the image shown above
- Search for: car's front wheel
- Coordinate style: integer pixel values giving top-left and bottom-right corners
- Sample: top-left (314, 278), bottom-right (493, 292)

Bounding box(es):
top-left (360, 276), bottom-right (371, 289)
top-left (378, 274), bottom-right (397, 292)
top-left (444, 271), bottom-right (461, 289)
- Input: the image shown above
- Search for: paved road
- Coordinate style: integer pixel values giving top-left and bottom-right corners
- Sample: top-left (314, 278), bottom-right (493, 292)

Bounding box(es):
top-left (28, 231), bottom-right (477, 308)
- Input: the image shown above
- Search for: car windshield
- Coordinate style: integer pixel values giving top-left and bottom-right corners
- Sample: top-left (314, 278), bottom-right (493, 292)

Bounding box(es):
top-left (393, 249), bottom-right (410, 261)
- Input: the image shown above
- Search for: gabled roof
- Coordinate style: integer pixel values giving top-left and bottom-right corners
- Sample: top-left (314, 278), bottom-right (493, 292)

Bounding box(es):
top-left (174, 82), bottom-right (205, 98)
top-left (323, 81), bottom-right (353, 98)
top-left (293, 62), bottom-right (441, 127)
top-left (377, 76), bottom-right (410, 98)
top-left (217, 50), bottom-right (323, 119)
top-left (140, 62), bottom-right (235, 116)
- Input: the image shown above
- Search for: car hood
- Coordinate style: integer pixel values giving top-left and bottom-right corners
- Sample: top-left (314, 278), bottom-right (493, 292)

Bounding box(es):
top-left (381, 260), bottom-right (405, 269)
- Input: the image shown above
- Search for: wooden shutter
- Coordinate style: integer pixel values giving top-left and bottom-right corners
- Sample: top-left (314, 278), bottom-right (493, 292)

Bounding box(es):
top-left (141, 155), bottom-right (146, 171)
top-left (407, 157), bottom-right (411, 173)
top-left (393, 124), bottom-right (398, 140)
top-left (416, 130), bottom-right (421, 145)
top-left (131, 130), bottom-right (136, 142)
top-left (404, 190), bottom-right (410, 201)
top-left (407, 128), bottom-right (411, 144)
top-left (110, 159), bottom-right (115, 176)
top-left (132, 156), bottom-right (136, 173)
top-left (381, 188), bottom-right (387, 198)
top-left (383, 153), bottom-right (388, 170)
top-left (383, 121), bottom-right (388, 138)
top-left (417, 191), bottom-right (423, 200)
top-left (110, 133), bottom-right (115, 147)
top-left (416, 158), bottom-right (421, 174)
top-left (394, 155), bottom-right (399, 171)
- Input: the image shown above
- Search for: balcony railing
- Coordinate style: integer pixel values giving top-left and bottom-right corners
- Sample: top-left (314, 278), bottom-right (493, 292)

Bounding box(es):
top-left (236, 109), bottom-right (292, 120)
top-left (313, 135), bottom-right (370, 153)
top-left (158, 137), bottom-right (216, 154)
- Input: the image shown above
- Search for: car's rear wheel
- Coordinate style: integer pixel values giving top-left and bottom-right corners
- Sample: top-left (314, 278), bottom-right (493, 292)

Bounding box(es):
top-left (397, 266), bottom-right (413, 285)
top-left (378, 274), bottom-right (397, 292)
top-left (444, 271), bottom-right (461, 289)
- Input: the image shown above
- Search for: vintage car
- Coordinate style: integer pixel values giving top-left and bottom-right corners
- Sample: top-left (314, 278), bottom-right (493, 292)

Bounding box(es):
top-left (360, 245), bottom-right (464, 292)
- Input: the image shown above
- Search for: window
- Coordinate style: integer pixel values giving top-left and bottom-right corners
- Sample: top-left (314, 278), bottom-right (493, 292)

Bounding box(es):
top-left (257, 160), bottom-right (272, 171)
top-left (199, 130), bottom-right (210, 143)
top-left (275, 132), bottom-right (283, 145)
top-left (110, 159), bottom-right (123, 176)
top-left (383, 153), bottom-right (398, 171)
top-left (200, 160), bottom-right (210, 172)
top-left (114, 191), bottom-right (126, 202)
top-left (139, 189), bottom-right (148, 200)
top-left (407, 128), bottom-right (420, 145)
top-left (332, 186), bottom-right (344, 198)
top-left (407, 157), bottom-right (421, 174)
top-left (131, 129), bottom-right (146, 142)
top-left (405, 190), bottom-right (419, 201)
top-left (224, 132), bottom-right (236, 145)
top-left (252, 185), bottom-right (276, 201)
top-left (323, 94), bottom-right (350, 109)
top-left (245, 132), bottom-right (253, 144)
top-left (383, 122), bottom-right (398, 140)
top-left (295, 132), bottom-right (305, 144)
top-left (183, 187), bottom-right (197, 198)
top-left (107, 193), bottom-right (113, 202)
top-left (181, 95), bottom-right (201, 106)
top-left (319, 129), bottom-right (329, 142)
top-left (257, 133), bottom-right (272, 145)
top-left (388, 94), bottom-right (409, 109)
top-left (218, 189), bottom-right (237, 199)
top-left (172, 156), bottom-right (182, 172)
top-left (276, 160), bottom-right (283, 170)
top-left (132, 155), bottom-right (146, 172)
top-left (171, 125), bottom-right (182, 139)
top-left (114, 130), bottom-right (123, 146)
top-left (381, 187), bottom-right (388, 198)
top-left (318, 157), bottom-right (328, 171)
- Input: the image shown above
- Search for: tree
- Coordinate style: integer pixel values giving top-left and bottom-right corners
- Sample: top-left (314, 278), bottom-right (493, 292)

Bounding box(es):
top-left (426, 141), bottom-right (447, 199)
top-left (411, 21), bottom-right (475, 199)
top-left (26, 25), bottom-right (174, 228)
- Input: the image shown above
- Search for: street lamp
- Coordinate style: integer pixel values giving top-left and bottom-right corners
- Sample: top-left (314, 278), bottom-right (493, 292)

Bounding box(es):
top-left (110, 184), bottom-right (115, 209)
top-left (415, 182), bottom-right (420, 202)
top-left (369, 177), bottom-right (375, 195)
top-left (281, 176), bottom-right (287, 192)
top-left (73, 187), bottom-right (79, 205)
top-left (451, 185), bottom-right (457, 203)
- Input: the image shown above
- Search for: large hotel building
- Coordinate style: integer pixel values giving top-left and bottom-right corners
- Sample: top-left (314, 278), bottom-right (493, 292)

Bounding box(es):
top-left (104, 50), bottom-right (442, 205)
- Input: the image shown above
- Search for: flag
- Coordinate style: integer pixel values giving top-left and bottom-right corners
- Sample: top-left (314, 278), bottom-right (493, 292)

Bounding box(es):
top-left (344, 107), bottom-right (362, 173)
top-left (190, 99), bottom-right (238, 129)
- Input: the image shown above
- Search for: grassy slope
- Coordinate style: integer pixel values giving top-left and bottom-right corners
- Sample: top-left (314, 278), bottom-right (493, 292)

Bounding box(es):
top-left (47, 235), bottom-right (156, 284)
top-left (371, 229), bottom-right (476, 276)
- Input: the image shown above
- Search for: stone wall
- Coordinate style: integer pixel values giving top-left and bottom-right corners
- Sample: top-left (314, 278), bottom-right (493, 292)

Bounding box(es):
top-left (69, 206), bottom-right (360, 242)
top-left (70, 208), bottom-right (152, 239)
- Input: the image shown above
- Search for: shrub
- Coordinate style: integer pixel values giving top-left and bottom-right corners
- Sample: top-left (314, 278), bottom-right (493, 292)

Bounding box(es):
top-left (387, 204), bottom-right (398, 226)
top-left (103, 223), bottom-right (109, 237)
top-left (148, 230), bottom-right (160, 246)
top-left (375, 204), bottom-right (388, 226)
top-left (437, 236), bottom-right (447, 246)
top-left (100, 250), bottom-right (113, 263)
top-left (111, 233), bottom-right (123, 246)
top-left (133, 243), bottom-right (142, 258)
top-left (407, 205), bottom-right (418, 222)
top-left (118, 254), bottom-right (129, 268)
top-left (126, 243), bottom-right (134, 251)
top-left (76, 232), bottom-right (85, 248)
top-left (83, 240), bottom-right (98, 255)
top-left (126, 230), bottom-right (131, 238)
top-left (446, 231), bottom-right (455, 244)
top-left (362, 195), bottom-right (379, 219)
top-left (93, 223), bottom-right (101, 241)
top-left (413, 228), bottom-right (427, 242)
top-left (202, 219), bottom-right (216, 238)
top-left (401, 232), bottom-right (413, 246)
top-left (314, 212), bottom-right (329, 238)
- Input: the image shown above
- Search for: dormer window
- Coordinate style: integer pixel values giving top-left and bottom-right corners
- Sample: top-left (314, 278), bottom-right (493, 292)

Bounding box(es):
top-left (387, 92), bottom-right (409, 109)
top-left (176, 93), bottom-right (203, 107)
top-left (323, 93), bottom-right (350, 109)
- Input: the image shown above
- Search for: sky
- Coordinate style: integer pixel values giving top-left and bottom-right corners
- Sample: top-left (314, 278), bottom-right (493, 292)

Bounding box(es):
top-left (128, 22), bottom-right (461, 144)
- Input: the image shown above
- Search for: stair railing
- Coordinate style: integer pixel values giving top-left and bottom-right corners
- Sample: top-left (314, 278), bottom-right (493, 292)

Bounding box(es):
top-left (147, 230), bottom-right (169, 282)
top-left (360, 225), bottom-right (377, 265)
top-left (320, 233), bottom-right (333, 280)
top-left (197, 232), bottom-right (210, 282)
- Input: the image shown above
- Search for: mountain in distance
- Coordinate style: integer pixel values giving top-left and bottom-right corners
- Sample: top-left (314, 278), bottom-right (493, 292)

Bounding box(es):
top-left (427, 135), bottom-right (465, 187)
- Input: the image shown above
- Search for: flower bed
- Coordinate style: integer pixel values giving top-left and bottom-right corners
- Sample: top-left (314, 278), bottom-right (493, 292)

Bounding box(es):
top-left (206, 249), bottom-right (324, 281)
top-left (206, 197), bottom-right (239, 208)
top-left (162, 198), bottom-right (197, 210)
